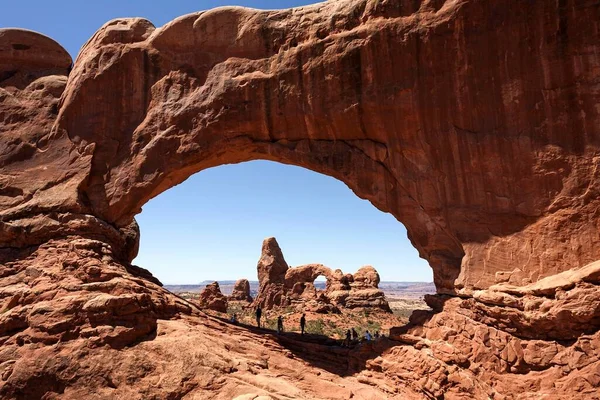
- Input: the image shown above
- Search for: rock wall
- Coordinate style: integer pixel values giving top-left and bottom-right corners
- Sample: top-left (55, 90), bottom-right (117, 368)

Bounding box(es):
top-left (1, 1), bottom-right (600, 398)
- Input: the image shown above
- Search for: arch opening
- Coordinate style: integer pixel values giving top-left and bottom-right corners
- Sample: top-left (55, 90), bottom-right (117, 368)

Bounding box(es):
top-left (134, 160), bottom-right (433, 286)
top-left (134, 160), bottom-right (435, 332)
top-left (121, 130), bottom-right (462, 294)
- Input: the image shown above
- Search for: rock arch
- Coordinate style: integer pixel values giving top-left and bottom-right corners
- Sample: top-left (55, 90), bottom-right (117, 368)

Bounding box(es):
top-left (2, 1), bottom-right (600, 398)
top-left (5, 0), bottom-right (598, 296)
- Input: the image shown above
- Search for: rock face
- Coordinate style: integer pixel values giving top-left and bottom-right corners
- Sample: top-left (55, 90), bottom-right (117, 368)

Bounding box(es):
top-left (0, 28), bottom-right (72, 90)
top-left (230, 278), bottom-right (252, 302)
top-left (197, 281), bottom-right (228, 313)
top-left (1, 0), bottom-right (600, 398)
top-left (253, 238), bottom-right (391, 312)
top-left (257, 237), bottom-right (289, 286)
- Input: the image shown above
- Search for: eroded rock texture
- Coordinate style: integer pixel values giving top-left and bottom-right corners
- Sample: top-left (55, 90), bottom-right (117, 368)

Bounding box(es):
top-left (1, 0), bottom-right (600, 398)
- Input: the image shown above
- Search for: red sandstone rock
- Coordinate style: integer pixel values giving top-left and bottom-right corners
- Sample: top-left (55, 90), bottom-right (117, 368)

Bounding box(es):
top-left (0, 28), bottom-right (71, 90)
top-left (1, 1), bottom-right (600, 398)
top-left (197, 281), bottom-right (228, 313)
top-left (256, 237), bottom-right (289, 285)
top-left (345, 266), bottom-right (391, 311)
top-left (230, 278), bottom-right (253, 302)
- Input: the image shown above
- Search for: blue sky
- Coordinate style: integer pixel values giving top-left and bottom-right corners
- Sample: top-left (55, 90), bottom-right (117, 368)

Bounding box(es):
top-left (2, 1), bottom-right (432, 283)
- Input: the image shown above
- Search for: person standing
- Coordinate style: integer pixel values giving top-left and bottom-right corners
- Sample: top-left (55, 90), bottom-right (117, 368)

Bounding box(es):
top-left (351, 328), bottom-right (358, 341)
top-left (255, 306), bottom-right (262, 328)
top-left (365, 330), bottom-right (372, 341)
top-left (344, 329), bottom-right (352, 347)
top-left (277, 316), bottom-right (284, 334)
top-left (300, 313), bottom-right (306, 335)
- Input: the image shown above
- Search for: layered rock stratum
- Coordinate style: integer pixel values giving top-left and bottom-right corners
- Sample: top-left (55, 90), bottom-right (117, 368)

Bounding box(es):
top-left (1, 0), bottom-right (599, 398)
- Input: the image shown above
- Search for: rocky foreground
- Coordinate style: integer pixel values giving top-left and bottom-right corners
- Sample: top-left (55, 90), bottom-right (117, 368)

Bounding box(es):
top-left (1, 0), bottom-right (600, 398)
top-left (1, 237), bottom-right (599, 399)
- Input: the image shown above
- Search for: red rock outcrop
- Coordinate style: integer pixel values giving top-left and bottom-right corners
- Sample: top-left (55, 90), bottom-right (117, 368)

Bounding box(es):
top-left (5, 0), bottom-right (600, 295)
top-left (230, 278), bottom-right (253, 302)
top-left (197, 281), bottom-right (228, 313)
top-left (1, 0), bottom-right (600, 398)
top-left (342, 266), bottom-right (391, 311)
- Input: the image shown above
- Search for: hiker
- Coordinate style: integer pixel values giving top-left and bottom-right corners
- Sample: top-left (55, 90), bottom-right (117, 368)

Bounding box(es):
top-left (300, 313), bottom-right (306, 335)
top-left (230, 313), bottom-right (238, 325)
top-left (351, 328), bottom-right (358, 341)
top-left (277, 316), bottom-right (284, 334)
top-left (365, 330), bottom-right (372, 341)
top-left (344, 329), bottom-right (352, 347)
top-left (374, 331), bottom-right (380, 339)
top-left (255, 306), bottom-right (262, 328)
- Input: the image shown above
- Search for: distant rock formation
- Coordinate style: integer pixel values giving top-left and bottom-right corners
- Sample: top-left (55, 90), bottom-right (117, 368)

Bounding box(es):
top-left (329, 266), bottom-right (391, 311)
top-left (197, 281), bottom-right (228, 313)
top-left (253, 237), bottom-right (289, 309)
top-left (229, 278), bottom-right (252, 302)
top-left (252, 237), bottom-right (391, 313)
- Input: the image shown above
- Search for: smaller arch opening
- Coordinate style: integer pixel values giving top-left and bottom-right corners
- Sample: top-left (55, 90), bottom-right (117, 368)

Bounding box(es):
top-left (313, 275), bottom-right (327, 291)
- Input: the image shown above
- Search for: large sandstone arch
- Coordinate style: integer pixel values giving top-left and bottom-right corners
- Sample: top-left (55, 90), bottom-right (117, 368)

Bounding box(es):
top-left (5, 0), bottom-right (599, 295)
top-left (2, 1), bottom-right (600, 398)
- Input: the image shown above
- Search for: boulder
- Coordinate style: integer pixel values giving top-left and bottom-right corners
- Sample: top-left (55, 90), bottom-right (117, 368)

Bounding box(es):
top-left (344, 266), bottom-right (391, 312)
top-left (197, 281), bottom-right (228, 313)
top-left (230, 278), bottom-right (252, 302)
top-left (352, 266), bottom-right (381, 288)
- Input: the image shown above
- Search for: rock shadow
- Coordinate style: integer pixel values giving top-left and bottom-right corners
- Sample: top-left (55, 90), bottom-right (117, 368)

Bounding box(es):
top-left (212, 312), bottom-right (436, 377)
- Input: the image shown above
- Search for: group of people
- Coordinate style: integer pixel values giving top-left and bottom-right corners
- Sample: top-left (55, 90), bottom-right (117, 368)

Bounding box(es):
top-left (342, 328), bottom-right (381, 347)
top-left (254, 306), bottom-right (307, 335)
top-left (231, 306), bottom-right (382, 346)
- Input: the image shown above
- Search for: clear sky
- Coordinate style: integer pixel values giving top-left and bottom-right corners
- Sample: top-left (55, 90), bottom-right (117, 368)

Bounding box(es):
top-left (2, 1), bottom-right (433, 284)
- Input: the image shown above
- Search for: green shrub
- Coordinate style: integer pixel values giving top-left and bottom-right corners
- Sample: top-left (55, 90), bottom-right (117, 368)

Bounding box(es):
top-left (305, 319), bottom-right (325, 335)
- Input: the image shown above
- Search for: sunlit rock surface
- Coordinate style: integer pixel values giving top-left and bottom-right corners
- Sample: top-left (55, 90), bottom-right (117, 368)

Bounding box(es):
top-left (1, 0), bottom-right (600, 398)
top-left (230, 278), bottom-right (253, 302)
